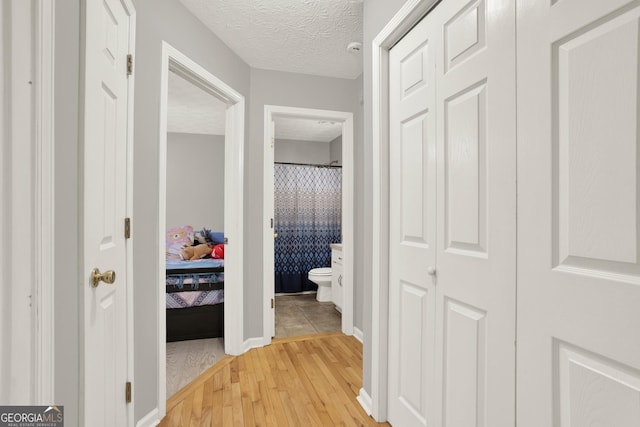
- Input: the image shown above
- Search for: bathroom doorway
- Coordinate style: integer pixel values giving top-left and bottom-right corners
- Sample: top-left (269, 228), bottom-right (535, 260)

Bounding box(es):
top-left (263, 106), bottom-right (354, 341)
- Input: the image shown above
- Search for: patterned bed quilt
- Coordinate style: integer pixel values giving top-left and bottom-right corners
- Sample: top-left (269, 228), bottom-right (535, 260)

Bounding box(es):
top-left (166, 289), bottom-right (224, 309)
top-left (165, 258), bottom-right (224, 291)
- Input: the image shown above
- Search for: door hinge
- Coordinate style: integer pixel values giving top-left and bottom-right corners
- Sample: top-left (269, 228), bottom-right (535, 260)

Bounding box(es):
top-left (270, 218), bottom-right (274, 229)
top-left (271, 298), bottom-right (274, 309)
top-left (125, 382), bottom-right (132, 403)
top-left (127, 54), bottom-right (133, 76)
top-left (224, 237), bottom-right (228, 244)
top-left (124, 217), bottom-right (131, 239)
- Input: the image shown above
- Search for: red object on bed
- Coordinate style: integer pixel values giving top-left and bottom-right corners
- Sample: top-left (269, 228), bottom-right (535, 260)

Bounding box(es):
top-left (211, 243), bottom-right (224, 259)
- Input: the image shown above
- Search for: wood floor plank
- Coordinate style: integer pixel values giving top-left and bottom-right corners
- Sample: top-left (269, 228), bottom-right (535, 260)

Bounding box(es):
top-left (160, 333), bottom-right (389, 427)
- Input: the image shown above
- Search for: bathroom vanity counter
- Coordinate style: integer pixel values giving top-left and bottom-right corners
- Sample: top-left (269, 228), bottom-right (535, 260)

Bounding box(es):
top-left (330, 243), bottom-right (343, 251)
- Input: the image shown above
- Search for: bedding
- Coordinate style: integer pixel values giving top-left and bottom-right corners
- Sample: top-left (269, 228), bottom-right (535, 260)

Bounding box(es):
top-left (166, 289), bottom-right (224, 309)
top-left (165, 226), bottom-right (225, 342)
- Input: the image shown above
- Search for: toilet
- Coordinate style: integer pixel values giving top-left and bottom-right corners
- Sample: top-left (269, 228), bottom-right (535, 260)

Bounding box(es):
top-left (308, 267), bottom-right (332, 302)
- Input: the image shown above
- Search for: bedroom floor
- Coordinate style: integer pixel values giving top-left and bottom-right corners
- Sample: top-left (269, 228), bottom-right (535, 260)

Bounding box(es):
top-left (166, 337), bottom-right (226, 398)
top-left (166, 293), bottom-right (341, 397)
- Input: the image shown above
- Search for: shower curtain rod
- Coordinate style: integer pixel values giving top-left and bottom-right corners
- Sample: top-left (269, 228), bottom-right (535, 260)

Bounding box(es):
top-left (274, 161), bottom-right (342, 169)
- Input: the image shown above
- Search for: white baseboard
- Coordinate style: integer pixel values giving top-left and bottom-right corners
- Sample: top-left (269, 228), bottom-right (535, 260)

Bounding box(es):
top-left (353, 326), bottom-right (363, 343)
top-left (243, 336), bottom-right (270, 353)
top-left (357, 388), bottom-right (373, 416)
top-left (136, 408), bottom-right (160, 427)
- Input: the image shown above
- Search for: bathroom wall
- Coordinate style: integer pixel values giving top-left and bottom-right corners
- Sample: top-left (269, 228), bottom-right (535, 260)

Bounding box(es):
top-left (274, 138), bottom-right (331, 165)
top-left (166, 132), bottom-right (225, 231)
top-left (330, 135), bottom-right (342, 166)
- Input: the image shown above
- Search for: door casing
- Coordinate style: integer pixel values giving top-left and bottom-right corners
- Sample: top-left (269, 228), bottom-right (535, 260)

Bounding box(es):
top-left (370, 0), bottom-right (441, 420)
top-left (157, 41), bottom-right (245, 417)
top-left (263, 105), bottom-right (355, 343)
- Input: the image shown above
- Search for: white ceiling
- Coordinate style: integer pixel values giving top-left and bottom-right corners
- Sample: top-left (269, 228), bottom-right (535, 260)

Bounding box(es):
top-left (178, 0), bottom-right (364, 79)
top-left (273, 116), bottom-right (343, 143)
top-left (168, 0), bottom-right (360, 138)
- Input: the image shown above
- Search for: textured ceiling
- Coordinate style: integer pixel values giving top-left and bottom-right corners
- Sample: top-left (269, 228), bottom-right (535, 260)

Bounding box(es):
top-left (178, 0), bottom-right (364, 79)
top-left (168, 71), bottom-right (342, 141)
top-left (167, 70), bottom-right (227, 135)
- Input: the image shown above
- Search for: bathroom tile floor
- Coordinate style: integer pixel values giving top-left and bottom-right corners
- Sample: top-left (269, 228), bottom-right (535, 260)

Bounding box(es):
top-left (275, 293), bottom-right (342, 338)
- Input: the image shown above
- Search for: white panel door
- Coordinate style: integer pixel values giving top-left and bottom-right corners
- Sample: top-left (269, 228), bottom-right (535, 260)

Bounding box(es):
top-left (82, 0), bottom-right (133, 425)
top-left (517, 0), bottom-right (640, 425)
top-left (388, 8), bottom-right (438, 426)
top-left (433, 0), bottom-right (516, 425)
top-left (389, 0), bottom-right (516, 425)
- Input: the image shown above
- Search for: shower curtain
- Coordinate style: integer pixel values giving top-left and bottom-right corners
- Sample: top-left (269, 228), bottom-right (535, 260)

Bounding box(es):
top-left (274, 164), bottom-right (342, 294)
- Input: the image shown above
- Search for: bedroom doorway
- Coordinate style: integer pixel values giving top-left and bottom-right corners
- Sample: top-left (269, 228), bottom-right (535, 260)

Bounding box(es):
top-left (158, 42), bottom-right (245, 408)
top-left (263, 106), bottom-right (354, 341)
top-left (163, 68), bottom-right (227, 398)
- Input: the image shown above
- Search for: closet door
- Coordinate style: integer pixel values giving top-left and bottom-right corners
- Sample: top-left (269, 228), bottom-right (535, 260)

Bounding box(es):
top-left (517, 0), bottom-right (640, 425)
top-left (388, 8), bottom-right (439, 427)
top-left (433, 0), bottom-right (516, 425)
top-left (388, 0), bottom-right (516, 425)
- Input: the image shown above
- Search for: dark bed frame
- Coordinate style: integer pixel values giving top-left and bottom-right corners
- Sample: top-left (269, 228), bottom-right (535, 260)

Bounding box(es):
top-left (165, 265), bottom-right (224, 342)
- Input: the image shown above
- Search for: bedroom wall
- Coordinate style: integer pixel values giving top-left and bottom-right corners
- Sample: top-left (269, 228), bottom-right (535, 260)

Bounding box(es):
top-left (134, 0), bottom-right (250, 422)
top-left (166, 133), bottom-right (225, 231)
top-left (361, 0), bottom-right (407, 399)
top-left (274, 138), bottom-right (330, 165)
top-left (246, 68), bottom-right (363, 340)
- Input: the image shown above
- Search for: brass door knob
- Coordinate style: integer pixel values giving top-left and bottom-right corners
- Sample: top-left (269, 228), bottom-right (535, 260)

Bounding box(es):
top-left (91, 268), bottom-right (116, 288)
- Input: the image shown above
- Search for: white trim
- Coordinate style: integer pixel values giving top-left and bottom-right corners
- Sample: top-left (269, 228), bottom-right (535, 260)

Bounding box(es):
top-left (243, 337), bottom-right (270, 353)
top-left (353, 326), bottom-right (363, 344)
top-left (33, 0), bottom-right (55, 405)
top-left (263, 105), bottom-right (355, 343)
top-left (370, 0), bottom-right (440, 421)
top-left (124, 4), bottom-right (137, 427)
top-left (357, 388), bottom-right (373, 417)
top-left (135, 408), bottom-right (160, 427)
top-left (158, 42), bottom-right (245, 417)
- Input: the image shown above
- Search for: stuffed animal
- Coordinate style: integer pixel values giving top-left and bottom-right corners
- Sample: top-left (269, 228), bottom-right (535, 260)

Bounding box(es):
top-left (180, 243), bottom-right (212, 261)
top-left (166, 225), bottom-right (194, 258)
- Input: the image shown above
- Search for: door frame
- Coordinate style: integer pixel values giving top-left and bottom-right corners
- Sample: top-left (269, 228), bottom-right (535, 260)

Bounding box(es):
top-left (370, 0), bottom-right (440, 421)
top-left (262, 105), bottom-right (354, 342)
top-left (157, 41), bottom-right (245, 410)
top-left (1, 0), bottom-right (55, 404)
top-left (34, 0), bottom-right (56, 404)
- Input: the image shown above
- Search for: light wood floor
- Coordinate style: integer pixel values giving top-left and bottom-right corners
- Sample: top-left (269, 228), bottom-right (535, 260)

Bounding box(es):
top-left (159, 332), bottom-right (389, 427)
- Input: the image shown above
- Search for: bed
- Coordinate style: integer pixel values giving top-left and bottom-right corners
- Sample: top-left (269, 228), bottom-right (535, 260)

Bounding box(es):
top-left (165, 227), bottom-right (225, 342)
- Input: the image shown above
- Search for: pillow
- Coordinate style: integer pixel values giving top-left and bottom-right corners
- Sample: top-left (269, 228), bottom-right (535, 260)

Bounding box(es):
top-left (166, 225), bottom-right (194, 257)
top-left (208, 230), bottom-right (225, 244)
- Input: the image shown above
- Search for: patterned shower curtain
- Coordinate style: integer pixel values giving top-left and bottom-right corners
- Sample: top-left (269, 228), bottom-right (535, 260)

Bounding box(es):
top-left (274, 164), bottom-right (342, 293)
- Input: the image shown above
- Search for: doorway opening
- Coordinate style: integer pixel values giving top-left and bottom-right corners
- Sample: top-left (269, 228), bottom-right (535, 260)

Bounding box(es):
top-left (263, 106), bottom-right (354, 342)
top-left (157, 42), bottom-right (245, 412)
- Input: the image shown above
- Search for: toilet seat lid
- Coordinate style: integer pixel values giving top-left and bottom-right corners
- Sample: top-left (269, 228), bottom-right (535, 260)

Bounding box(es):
top-left (309, 267), bottom-right (331, 276)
